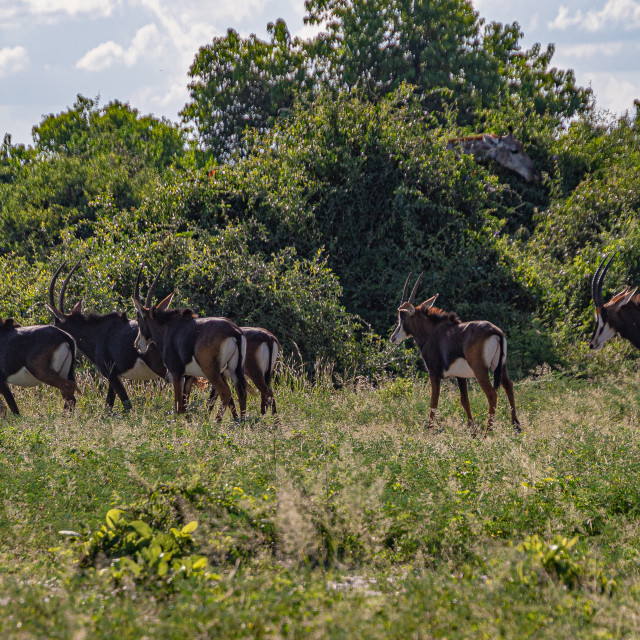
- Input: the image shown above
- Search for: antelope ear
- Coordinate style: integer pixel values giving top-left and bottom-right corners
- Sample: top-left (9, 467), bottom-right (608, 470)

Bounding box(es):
top-left (609, 286), bottom-right (638, 310)
top-left (45, 303), bottom-right (65, 321)
top-left (421, 294), bottom-right (439, 310)
top-left (132, 297), bottom-right (146, 315)
top-left (155, 292), bottom-right (175, 312)
top-left (71, 300), bottom-right (83, 314)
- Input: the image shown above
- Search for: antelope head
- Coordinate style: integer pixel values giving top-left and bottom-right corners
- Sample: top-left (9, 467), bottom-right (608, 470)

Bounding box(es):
top-left (390, 272), bottom-right (438, 344)
top-left (132, 263), bottom-right (173, 353)
top-left (485, 127), bottom-right (541, 183)
top-left (589, 253), bottom-right (638, 350)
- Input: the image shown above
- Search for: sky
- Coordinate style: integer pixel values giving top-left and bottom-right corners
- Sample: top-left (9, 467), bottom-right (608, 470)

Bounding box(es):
top-left (1, 0), bottom-right (639, 147)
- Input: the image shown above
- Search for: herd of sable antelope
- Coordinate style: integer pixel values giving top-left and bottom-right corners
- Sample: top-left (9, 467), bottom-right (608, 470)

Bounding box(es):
top-left (0, 252), bottom-right (635, 435)
top-left (0, 133), bottom-right (636, 431)
top-left (0, 262), bottom-right (279, 421)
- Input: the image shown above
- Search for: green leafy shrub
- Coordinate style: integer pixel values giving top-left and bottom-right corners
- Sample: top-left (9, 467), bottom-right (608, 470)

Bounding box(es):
top-left (518, 534), bottom-right (616, 595)
top-left (78, 508), bottom-right (207, 589)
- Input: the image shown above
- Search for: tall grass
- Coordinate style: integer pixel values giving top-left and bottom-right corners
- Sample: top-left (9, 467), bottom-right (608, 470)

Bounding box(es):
top-left (1, 366), bottom-right (640, 638)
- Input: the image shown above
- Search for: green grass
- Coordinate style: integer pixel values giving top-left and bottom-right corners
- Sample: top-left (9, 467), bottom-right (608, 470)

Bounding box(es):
top-left (1, 368), bottom-right (640, 638)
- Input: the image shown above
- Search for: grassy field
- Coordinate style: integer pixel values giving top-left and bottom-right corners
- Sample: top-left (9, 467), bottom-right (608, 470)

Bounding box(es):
top-left (1, 365), bottom-right (640, 639)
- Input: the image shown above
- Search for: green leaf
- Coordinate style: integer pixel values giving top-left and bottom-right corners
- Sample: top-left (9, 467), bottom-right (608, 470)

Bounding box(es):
top-left (181, 521), bottom-right (198, 535)
top-left (106, 509), bottom-right (123, 529)
top-left (128, 520), bottom-right (153, 538)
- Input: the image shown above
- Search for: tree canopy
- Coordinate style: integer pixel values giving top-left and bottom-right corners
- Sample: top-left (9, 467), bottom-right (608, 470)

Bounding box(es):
top-left (182, 0), bottom-right (591, 159)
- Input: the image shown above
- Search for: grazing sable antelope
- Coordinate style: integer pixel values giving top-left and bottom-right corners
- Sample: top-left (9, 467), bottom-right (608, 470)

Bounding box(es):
top-left (47, 262), bottom-right (167, 410)
top-left (132, 271), bottom-right (247, 420)
top-left (446, 127), bottom-right (540, 182)
top-left (589, 253), bottom-right (640, 350)
top-left (0, 318), bottom-right (77, 415)
top-left (390, 273), bottom-right (520, 436)
top-left (184, 326), bottom-right (280, 416)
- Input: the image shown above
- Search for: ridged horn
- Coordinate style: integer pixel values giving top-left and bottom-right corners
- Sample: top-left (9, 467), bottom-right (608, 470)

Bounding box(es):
top-left (400, 272), bottom-right (413, 303)
top-left (48, 262), bottom-right (67, 319)
top-left (134, 263), bottom-right (145, 304)
top-left (146, 264), bottom-right (166, 308)
top-left (592, 252), bottom-right (616, 308)
top-left (59, 259), bottom-right (82, 314)
top-left (408, 272), bottom-right (423, 305)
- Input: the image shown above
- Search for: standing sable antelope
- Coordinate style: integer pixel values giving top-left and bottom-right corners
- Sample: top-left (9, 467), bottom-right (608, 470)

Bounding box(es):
top-left (0, 318), bottom-right (77, 415)
top-left (184, 326), bottom-right (280, 416)
top-left (589, 253), bottom-right (640, 350)
top-left (47, 262), bottom-right (167, 410)
top-left (133, 270), bottom-right (247, 420)
top-left (390, 273), bottom-right (520, 436)
top-left (446, 127), bottom-right (540, 183)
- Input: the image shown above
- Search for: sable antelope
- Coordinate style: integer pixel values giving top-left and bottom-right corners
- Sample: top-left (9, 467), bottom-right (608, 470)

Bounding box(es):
top-left (132, 270), bottom-right (247, 420)
top-left (589, 253), bottom-right (640, 350)
top-left (47, 262), bottom-right (167, 410)
top-left (184, 327), bottom-right (280, 416)
top-left (446, 127), bottom-right (540, 182)
top-left (0, 318), bottom-right (77, 415)
top-left (390, 273), bottom-right (520, 436)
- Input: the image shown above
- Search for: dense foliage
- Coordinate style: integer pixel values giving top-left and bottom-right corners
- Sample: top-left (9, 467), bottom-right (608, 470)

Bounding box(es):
top-left (0, 0), bottom-right (638, 379)
top-left (183, 0), bottom-right (591, 160)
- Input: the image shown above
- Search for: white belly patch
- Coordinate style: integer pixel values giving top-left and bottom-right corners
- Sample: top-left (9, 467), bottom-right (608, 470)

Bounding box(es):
top-left (8, 367), bottom-right (43, 387)
top-left (185, 358), bottom-right (205, 378)
top-left (443, 358), bottom-right (475, 378)
top-left (121, 358), bottom-right (162, 381)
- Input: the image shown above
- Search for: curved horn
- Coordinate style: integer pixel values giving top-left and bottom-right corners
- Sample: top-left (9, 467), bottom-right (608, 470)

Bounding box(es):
top-left (59, 259), bottom-right (82, 314)
top-left (134, 263), bottom-right (145, 304)
top-left (408, 272), bottom-right (423, 305)
top-left (592, 252), bottom-right (616, 308)
top-left (400, 272), bottom-right (413, 303)
top-left (48, 262), bottom-right (67, 318)
top-left (146, 263), bottom-right (166, 308)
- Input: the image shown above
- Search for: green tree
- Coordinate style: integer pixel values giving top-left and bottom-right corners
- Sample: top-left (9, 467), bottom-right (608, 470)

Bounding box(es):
top-left (305, 0), bottom-right (590, 118)
top-left (33, 95), bottom-right (186, 170)
top-left (182, 20), bottom-right (311, 161)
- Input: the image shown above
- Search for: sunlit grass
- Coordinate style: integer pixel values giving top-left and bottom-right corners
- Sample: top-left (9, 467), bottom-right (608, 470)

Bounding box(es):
top-left (1, 367), bottom-right (640, 638)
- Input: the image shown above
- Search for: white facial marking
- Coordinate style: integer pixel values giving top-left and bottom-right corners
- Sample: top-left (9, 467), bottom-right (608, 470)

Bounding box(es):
top-left (135, 332), bottom-right (150, 353)
top-left (590, 314), bottom-right (616, 350)
top-left (390, 318), bottom-right (408, 344)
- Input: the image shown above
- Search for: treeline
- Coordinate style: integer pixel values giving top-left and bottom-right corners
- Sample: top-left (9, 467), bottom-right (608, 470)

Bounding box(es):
top-left (1, 0), bottom-right (639, 378)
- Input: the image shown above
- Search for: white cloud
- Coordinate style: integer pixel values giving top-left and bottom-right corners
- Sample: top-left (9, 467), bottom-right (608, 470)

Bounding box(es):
top-left (587, 72), bottom-right (640, 113)
top-left (561, 41), bottom-right (629, 58)
top-left (0, 46), bottom-right (28, 77)
top-left (550, 0), bottom-right (640, 32)
top-left (76, 23), bottom-right (161, 71)
top-left (23, 0), bottom-right (119, 17)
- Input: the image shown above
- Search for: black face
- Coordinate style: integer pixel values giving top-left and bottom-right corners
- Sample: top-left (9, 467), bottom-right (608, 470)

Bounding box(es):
top-left (134, 311), bottom-right (154, 353)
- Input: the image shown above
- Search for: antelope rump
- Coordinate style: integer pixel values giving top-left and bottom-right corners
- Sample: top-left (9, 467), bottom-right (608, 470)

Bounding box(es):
top-left (0, 318), bottom-right (77, 415)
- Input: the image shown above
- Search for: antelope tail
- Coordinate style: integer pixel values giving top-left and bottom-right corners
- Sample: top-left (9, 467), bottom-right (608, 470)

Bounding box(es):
top-left (493, 334), bottom-right (505, 390)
